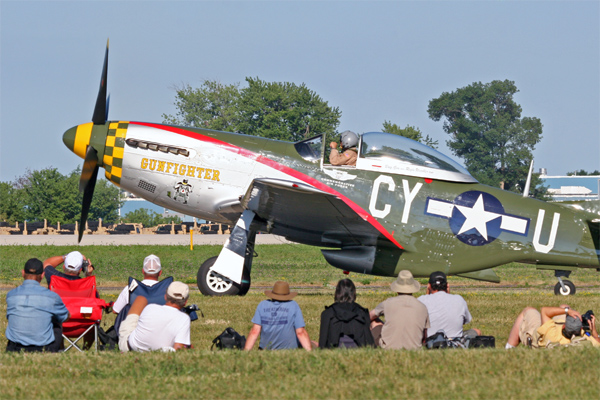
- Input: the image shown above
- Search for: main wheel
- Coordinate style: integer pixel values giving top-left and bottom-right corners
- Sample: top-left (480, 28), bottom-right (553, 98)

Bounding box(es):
top-left (238, 267), bottom-right (251, 296)
top-left (197, 256), bottom-right (240, 296)
top-left (554, 280), bottom-right (576, 296)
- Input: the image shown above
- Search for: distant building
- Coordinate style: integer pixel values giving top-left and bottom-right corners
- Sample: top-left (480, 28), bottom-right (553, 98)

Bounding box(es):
top-left (540, 171), bottom-right (600, 202)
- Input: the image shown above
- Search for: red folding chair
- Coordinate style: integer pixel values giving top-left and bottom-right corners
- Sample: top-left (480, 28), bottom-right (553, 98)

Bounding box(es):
top-left (49, 275), bottom-right (110, 352)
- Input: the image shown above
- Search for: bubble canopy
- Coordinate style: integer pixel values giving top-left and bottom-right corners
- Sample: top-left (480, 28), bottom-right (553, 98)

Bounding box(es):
top-left (358, 132), bottom-right (477, 183)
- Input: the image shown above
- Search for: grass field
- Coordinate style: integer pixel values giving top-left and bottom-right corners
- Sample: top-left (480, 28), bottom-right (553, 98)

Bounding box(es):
top-left (1, 243), bottom-right (599, 289)
top-left (1, 244), bottom-right (599, 399)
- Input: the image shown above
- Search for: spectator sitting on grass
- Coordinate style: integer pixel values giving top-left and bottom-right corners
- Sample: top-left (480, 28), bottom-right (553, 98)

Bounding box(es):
top-left (369, 270), bottom-right (429, 350)
top-left (418, 271), bottom-right (481, 339)
top-left (43, 251), bottom-right (94, 285)
top-left (506, 305), bottom-right (599, 348)
top-left (244, 281), bottom-right (312, 351)
top-left (112, 254), bottom-right (163, 314)
top-left (118, 281), bottom-right (192, 352)
top-left (319, 278), bottom-right (374, 348)
top-left (6, 258), bottom-right (69, 353)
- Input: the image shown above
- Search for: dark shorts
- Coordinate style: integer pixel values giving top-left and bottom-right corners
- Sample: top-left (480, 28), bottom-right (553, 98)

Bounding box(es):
top-left (5, 325), bottom-right (63, 353)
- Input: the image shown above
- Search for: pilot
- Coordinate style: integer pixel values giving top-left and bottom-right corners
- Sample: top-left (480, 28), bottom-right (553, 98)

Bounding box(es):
top-left (329, 130), bottom-right (358, 166)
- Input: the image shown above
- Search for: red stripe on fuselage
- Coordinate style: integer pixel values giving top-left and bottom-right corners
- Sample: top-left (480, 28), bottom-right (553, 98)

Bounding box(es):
top-left (131, 122), bottom-right (403, 249)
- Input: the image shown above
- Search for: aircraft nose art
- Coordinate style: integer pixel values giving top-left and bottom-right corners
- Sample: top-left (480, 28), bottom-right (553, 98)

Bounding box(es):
top-left (62, 121), bottom-right (127, 185)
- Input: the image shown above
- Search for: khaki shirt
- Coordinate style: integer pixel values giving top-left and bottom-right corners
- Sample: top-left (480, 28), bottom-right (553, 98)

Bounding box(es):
top-left (373, 295), bottom-right (429, 350)
top-left (329, 148), bottom-right (357, 166)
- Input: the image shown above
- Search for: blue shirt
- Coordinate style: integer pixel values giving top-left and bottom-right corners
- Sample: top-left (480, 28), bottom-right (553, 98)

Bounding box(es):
top-left (251, 299), bottom-right (305, 350)
top-left (6, 280), bottom-right (69, 346)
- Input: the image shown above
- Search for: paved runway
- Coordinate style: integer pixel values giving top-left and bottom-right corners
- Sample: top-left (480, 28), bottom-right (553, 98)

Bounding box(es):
top-left (0, 233), bottom-right (293, 246)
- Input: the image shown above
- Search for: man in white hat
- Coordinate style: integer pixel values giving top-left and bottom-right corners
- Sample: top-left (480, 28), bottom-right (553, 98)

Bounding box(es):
top-left (369, 270), bottom-right (429, 350)
top-left (118, 281), bottom-right (192, 352)
top-left (112, 254), bottom-right (163, 314)
top-left (244, 281), bottom-right (312, 351)
top-left (43, 251), bottom-right (94, 285)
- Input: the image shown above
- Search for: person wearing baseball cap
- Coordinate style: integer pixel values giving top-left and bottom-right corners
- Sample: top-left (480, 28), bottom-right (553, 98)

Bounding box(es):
top-left (418, 271), bottom-right (481, 340)
top-left (43, 251), bottom-right (94, 285)
top-left (506, 304), bottom-right (599, 349)
top-left (118, 281), bottom-right (192, 352)
top-left (112, 254), bottom-right (164, 314)
top-left (6, 258), bottom-right (69, 352)
top-left (244, 281), bottom-right (313, 351)
top-left (369, 270), bottom-right (429, 350)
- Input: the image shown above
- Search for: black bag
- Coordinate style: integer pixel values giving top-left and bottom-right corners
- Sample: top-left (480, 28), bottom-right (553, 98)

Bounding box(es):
top-left (425, 331), bottom-right (451, 349)
top-left (98, 326), bottom-right (118, 351)
top-left (212, 327), bottom-right (246, 350)
top-left (464, 335), bottom-right (495, 348)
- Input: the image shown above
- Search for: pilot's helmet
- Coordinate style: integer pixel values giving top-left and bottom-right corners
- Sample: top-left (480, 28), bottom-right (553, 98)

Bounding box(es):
top-left (340, 130), bottom-right (358, 150)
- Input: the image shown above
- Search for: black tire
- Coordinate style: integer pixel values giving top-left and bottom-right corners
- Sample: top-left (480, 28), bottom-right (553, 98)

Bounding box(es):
top-left (197, 256), bottom-right (240, 296)
top-left (554, 280), bottom-right (576, 296)
top-left (238, 268), bottom-right (251, 296)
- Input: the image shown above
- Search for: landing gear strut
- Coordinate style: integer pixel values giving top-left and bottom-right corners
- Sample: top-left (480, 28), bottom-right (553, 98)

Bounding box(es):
top-left (196, 231), bottom-right (256, 296)
top-left (553, 270), bottom-right (575, 296)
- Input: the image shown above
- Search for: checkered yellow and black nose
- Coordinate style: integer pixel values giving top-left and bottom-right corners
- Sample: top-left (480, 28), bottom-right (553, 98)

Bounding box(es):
top-left (62, 121), bottom-right (129, 186)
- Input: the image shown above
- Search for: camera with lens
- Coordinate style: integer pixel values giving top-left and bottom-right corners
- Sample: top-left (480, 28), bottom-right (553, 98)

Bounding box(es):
top-left (581, 310), bottom-right (594, 330)
top-left (82, 259), bottom-right (91, 274)
top-left (182, 304), bottom-right (201, 321)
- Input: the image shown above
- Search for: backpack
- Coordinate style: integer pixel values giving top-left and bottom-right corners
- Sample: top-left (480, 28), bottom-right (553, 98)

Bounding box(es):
top-left (211, 327), bottom-right (246, 350)
top-left (425, 331), bottom-right (453, 349)
top-left (98, 325), bottom-right (119, 351)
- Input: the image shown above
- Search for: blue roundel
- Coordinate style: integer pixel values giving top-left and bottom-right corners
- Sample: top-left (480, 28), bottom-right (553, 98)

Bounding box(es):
top-left (449, 191), bottom-right (504, 246)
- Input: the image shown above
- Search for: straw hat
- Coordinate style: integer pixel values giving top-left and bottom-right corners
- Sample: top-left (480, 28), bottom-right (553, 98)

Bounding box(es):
top-left (390, 270), bottom-right (421, 294)
top-left (265, 281), bottom-right (297, 301)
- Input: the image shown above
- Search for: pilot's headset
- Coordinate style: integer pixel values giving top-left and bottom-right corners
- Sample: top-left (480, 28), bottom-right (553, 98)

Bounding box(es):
top-left (340, 130), bottom-right (358, 150)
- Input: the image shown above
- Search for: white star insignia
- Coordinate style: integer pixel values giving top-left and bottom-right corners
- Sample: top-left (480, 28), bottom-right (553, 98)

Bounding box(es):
top-left (455, 194), bottom-right (501, 240)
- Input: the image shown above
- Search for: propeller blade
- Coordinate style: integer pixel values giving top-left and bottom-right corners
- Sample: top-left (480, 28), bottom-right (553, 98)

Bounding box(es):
top-left (79, 145), bottom-right (99, 243)
top-left (105, 93), bottom-right (110, 122)
top-left (91, 39), bottom-right (109, 125)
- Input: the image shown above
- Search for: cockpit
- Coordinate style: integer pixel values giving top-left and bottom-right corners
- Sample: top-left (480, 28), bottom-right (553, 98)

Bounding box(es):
top-left (295, 132), bottom-right (477, 183)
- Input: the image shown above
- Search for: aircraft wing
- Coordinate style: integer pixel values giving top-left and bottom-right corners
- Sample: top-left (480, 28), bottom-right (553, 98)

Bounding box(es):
top-left (241, 178), bottom-right (396, 248)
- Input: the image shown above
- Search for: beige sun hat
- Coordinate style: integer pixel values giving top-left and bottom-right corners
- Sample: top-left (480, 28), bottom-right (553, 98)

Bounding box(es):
top-left (390, 270), bottom-right (421, 294)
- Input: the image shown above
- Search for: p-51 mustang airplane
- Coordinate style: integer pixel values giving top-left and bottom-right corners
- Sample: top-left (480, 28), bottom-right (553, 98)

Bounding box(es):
top-left (63, 42), bottom-right (600, 296)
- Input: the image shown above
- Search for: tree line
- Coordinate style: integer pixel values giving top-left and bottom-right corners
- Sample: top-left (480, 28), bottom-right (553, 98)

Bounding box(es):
top-left (0, 168), bottom-right (180, 226)
top-left (2, 76), bottom-right (559, 224)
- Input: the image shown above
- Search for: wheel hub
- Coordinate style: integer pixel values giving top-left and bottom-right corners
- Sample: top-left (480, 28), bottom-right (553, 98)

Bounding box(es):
top-left (207, 270), bottom-right (233, 293)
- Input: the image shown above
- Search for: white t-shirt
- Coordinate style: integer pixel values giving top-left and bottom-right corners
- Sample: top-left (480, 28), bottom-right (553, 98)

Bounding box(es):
top-left (113, 279), bottom-right (160, 314)
top-left (418, 291), bottom-right (472, 338)
top-left (128, 304), bottom-right (191, 351)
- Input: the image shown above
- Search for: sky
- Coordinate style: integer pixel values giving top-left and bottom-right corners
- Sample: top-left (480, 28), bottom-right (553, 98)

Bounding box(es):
top-left (1, 0), bottom-right (598, 183)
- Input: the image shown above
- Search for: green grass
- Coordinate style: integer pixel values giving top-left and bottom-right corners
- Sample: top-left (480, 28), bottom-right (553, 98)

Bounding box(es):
top-left (1, 244), bottom-right (600, 399)
top-left (1, 243), bottom-right (599, 289)
top-left (1, 290), bottom-right (600, 399)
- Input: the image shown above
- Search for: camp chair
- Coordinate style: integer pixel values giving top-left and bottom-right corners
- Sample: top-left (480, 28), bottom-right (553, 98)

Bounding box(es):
top-left (49, 275), bottom-right (110, 352)
top-left (113, 276), bottom-right (174, 335)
